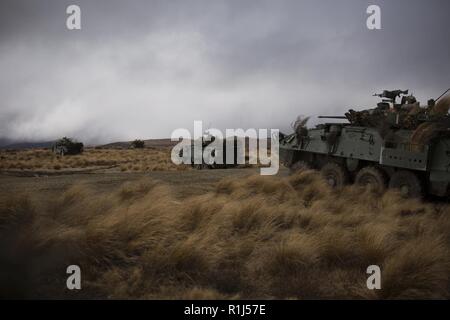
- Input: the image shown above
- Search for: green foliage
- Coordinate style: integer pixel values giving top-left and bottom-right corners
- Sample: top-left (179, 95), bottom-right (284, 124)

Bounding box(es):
top-left (131, 139), bottom-right (145, 149)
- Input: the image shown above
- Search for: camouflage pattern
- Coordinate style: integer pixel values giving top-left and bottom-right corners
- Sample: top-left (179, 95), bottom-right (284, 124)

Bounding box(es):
top-left (279, 89), bottom-right (450, 197)
top-left (52, 137), bottom-right (84, 156)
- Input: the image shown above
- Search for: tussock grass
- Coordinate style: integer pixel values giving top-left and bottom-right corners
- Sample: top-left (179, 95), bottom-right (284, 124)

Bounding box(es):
top-left (0, 170), bottom-right (449, 299)
top-left (0, 147), bottom-right (189, 172)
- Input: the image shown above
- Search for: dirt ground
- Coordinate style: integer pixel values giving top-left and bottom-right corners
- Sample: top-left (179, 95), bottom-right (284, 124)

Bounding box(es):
top-left (0, 167), bottom-right (279, 201)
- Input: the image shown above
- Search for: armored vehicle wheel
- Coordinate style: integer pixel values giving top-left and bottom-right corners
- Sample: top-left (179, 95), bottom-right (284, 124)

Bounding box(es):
top-left (321, 162), bottom-right (349, 189)
top-left (388, 170), bottom-right (423, 198)
top-left (355, 166), bottom-right (387, 193)
top-left (289, 161), bottom-right (310, 174)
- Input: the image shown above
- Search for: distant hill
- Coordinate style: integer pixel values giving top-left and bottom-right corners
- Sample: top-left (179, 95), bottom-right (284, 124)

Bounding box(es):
top-left (99, 138), bottom-right (270, 149)
top-left (0, 138), bottom-right (12, 147)
top-left (100, 138), bottom-right (177, 149)
top-left (0, 137), bottom-right (267, 150)
top-left (0, 138), bottom-right (177, 150)
top-left (0, 140), bottom-right (55, 150)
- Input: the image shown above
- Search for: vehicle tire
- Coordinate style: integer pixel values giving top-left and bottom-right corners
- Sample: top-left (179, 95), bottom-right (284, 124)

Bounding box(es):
top-left (289, 161), bottom-right (310, 174)
top-left (355, 166), bottom-right (387, 194)
top-left (388, 170), bottom-right (423, 198)
top-left (321, 162), bottom-right (349, 189)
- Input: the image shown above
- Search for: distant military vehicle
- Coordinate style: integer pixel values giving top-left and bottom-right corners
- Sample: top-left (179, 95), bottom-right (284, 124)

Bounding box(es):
top-left (189, 134), bottom-right (240, 169)
top-left (52, 137), bottom-right (84, 156)
top-left (279, 89), bottom-right (450, 198)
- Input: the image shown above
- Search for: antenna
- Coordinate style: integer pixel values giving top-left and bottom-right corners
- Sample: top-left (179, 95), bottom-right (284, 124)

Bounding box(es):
top-left (435, 88), bottom-right (450, 102)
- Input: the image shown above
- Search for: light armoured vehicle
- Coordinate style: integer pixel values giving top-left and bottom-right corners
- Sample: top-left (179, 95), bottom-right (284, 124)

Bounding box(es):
top-left (52, 137), bottom-right (84, 156)
top-left (279, 89), bottom-right (450, 198)
top-left (188, 134), bottom-right (240, 169)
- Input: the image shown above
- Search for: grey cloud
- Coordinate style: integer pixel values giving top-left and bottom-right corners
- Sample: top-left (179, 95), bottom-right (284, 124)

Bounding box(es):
top-left (0, 0), bottom-right (449, 144)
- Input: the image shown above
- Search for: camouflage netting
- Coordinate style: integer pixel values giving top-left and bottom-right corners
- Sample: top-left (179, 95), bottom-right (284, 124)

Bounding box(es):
top-left (410, 122), bottom-right (448, 147)
top-left (345, 95), bottom-right (450, 132)
top-left (292, 116), bottom-right (310, 139)
top-left (431, 96), bottom-right (450, 116)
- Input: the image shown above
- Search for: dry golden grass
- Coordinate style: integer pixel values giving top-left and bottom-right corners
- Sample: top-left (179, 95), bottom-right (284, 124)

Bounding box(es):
top-left (431, 95), bottom-right (450, 116)
top-left (0, 169), bottom-right (449, 299)
top-left (0, 147), bottom-right (189, 172)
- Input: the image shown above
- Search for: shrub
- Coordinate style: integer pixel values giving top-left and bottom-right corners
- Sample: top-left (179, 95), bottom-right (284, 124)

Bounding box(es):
top-left (131, 139), bottom-right (145, 149)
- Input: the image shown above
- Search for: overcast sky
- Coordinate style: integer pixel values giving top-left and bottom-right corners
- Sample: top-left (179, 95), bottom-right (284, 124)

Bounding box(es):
top-left (0, 0), bottom-right (449, 144)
